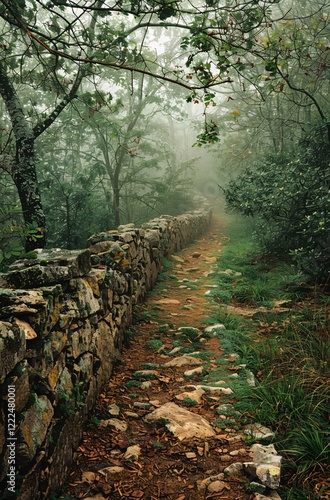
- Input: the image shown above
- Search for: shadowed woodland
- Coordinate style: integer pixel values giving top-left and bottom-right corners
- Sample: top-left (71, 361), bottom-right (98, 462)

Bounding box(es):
top-left (0, 0), bottom-right (329, 499)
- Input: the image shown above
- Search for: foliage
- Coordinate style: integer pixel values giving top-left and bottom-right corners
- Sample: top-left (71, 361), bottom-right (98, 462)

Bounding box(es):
top-left (1, 0), bottom-right (330, 252)
top-left (182, 396), bottom-right (198, 407)
top-left (146, 338), bottom-right (163, 351)
top-left (224, 127), bottom-right (330, 282)
top-left (284, 425), bottom-right (330, 484)
top-left (206, 218), bottom-right (330, 495)
top-left (57, 382), bottom-right (87, 418)
top-left (0, 206), bottom-right (43, 270)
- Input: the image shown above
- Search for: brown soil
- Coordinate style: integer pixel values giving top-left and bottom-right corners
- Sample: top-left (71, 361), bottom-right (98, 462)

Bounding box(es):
top-left (63, 216), bottom-right (255, 500)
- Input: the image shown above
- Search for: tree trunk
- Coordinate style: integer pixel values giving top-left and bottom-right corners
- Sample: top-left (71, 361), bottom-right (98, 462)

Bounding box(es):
top-left (0, 63), bottom-right (46, 251)
top-left (112, 184), bottom-right (121, 227)
top-left (13, 137), bottom-right (46, 251)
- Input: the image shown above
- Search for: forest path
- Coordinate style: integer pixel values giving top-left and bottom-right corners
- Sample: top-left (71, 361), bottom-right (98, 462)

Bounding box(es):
top-left (64, 215), bottom-right (254, 500)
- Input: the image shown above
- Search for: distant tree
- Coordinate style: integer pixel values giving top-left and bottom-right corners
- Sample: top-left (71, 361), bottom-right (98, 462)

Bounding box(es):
top-left (199, 0), bottom-right (330, 183)
top-left (35, 67), bottom-right (193, 246)
top-left (0, 0), bottom-right (284, 249)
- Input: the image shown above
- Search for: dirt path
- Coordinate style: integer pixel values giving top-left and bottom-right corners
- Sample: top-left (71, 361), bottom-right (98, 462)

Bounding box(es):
top-left (64, 216), bottom-right (253, 500)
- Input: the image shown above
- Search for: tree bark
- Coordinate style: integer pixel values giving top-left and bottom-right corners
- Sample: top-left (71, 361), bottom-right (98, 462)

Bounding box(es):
top-left (0, 63), bottom-right (46, 250)
top-left (112, 184), bottom-right (121, 227)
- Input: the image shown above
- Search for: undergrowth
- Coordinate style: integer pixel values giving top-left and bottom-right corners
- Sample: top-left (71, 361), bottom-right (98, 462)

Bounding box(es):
top-left (209, 215), bottom-right (330, 498)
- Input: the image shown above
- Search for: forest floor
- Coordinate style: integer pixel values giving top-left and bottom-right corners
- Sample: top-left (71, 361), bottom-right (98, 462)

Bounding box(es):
top-left (61, 215), bottom-right (276, 500)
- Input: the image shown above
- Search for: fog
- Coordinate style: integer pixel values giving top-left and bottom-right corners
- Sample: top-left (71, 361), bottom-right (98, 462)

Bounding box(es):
top-left (0, 0), bottom-right (329, 262)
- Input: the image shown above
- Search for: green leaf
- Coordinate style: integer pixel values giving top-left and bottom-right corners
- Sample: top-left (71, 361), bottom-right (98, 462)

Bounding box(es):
top-left (158, 5), bottom-right (176, 20)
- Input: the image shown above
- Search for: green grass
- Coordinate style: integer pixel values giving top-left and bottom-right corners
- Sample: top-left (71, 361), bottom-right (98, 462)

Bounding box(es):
top-left (182, 397), bottom-right (198, 407)
top-left (146, 338), bottom-right (163, 351)
top-left (204, 214), bottom-right (330, 496)
top-left (177, 326), bottom-right (200, 340)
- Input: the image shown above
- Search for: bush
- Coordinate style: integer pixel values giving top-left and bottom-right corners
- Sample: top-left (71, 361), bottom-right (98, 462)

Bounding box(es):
top-left (224, 127), bottom-right (330, 282)
top-left (0, 206), bottom-right (43, 271)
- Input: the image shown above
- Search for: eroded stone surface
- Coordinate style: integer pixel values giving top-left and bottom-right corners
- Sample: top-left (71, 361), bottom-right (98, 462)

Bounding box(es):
top-left (6, 249), bottom-right (91, 288)
top-left (0, 321), bottom-right (26, 383)
top-left (175, 387), bottom-right (205, 404)
top-left (144, 402), bottom-right (216, 440)
top-left (163, 355), bottom-right (203, 367)
top-left (17, 395), bottom-right (54, 467)
top-left (243, 443), bottom-right (282, 490)
top-left (244, 423), bottom-right (275, 441)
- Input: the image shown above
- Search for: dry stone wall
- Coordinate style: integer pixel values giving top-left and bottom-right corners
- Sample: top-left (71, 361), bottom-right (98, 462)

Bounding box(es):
top-left (0, 201), bottom-right (212, 499)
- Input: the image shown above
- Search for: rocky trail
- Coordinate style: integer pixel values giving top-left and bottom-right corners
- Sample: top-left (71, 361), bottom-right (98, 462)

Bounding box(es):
top-left (63, 217), bottom-right (281, 500)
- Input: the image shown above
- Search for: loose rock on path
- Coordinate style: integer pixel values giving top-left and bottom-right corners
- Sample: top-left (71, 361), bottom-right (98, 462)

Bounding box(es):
top-left (63, 218), bottom-right (277, 500)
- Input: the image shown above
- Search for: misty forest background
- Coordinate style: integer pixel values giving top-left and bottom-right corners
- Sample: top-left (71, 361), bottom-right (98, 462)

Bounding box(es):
top-left (0, 0), bottom-right (330, 284)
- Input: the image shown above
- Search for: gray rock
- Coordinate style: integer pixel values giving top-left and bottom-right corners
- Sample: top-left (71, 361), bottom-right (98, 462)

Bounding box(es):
top-left (250, 443), bottom-right (280, 464)
top-left (17, 395), bottom-right (54, 467)
top-left (184, 366), bottom-right (204, 377)
top-left (99, 466), bottom-right (124, 475)
top-left (245, 369), bottom-right (257, 386)
top-left (197, 384), bottom-right (234, 395)
top-left (133, 402), bottom-right (152, 410)
top-left (163, 355), bottom-right (203, 367)
top-left (254, 491), bottom-right (282, 500)
top-left (6, 249), bottom-right (91, 288)
top-left (208, 480), bottom-right (228, 493)
top-left (99, 418), bottom-right (128, 432)
top-left (224, 462), bottom-right (244, 475)
top-left (197, 473), bottom-right (226, 491)
top-left (124, 444), bottom-right (141, 460)
top-left (243, 463), bottom-right (281, 489)
top-left (175, 387), bottom-right (205, 404)
top-left (70, 320), bottom-right (93, 358)
top-left (243, 443), bottom-right (282, 490)
top-left (0, 288), bottom-right (46, 318)
top-left (244, 423), bottom-right (275, 441)
top-left (204, 324), bottom-right (226, 334)
top-left (69, 278), bottom-right (101, 318)
top-left (108, 404), bottom-right (120, 416)
top-left (144, 402), bottom-right (215, 440)
top-left (141, 381), bottom-right (152, 389)
top-left (0, 321), bottom-right (26, 384)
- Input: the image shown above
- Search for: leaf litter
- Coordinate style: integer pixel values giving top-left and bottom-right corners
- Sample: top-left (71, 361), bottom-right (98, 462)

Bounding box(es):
top-left (63, 217), bottom-right (254, 500)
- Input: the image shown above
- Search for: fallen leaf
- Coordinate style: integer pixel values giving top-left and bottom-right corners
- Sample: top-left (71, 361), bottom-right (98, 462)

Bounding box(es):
top-left (131, 490), bottom-right (144, 498)
top-left (82, 471), bottom-right (96, 484)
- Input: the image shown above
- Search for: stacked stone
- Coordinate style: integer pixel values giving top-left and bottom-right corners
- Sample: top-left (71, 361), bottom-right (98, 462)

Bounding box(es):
top-left (0, 201), bottom-right (212, 499)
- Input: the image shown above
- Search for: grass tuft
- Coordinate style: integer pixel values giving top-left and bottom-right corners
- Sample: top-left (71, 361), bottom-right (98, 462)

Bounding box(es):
top-left (204, 215), bottom-right (330, 496)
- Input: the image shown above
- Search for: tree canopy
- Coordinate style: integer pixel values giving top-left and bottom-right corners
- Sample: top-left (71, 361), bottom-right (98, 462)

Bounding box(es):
top-left (0, 0), bottom-right (329, 259)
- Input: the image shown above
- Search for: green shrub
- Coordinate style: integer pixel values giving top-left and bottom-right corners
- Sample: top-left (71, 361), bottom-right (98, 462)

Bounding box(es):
top-left (224, 127), bottom-right (330, 282)
top-left (0, 206), bottom-right (43, 271)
